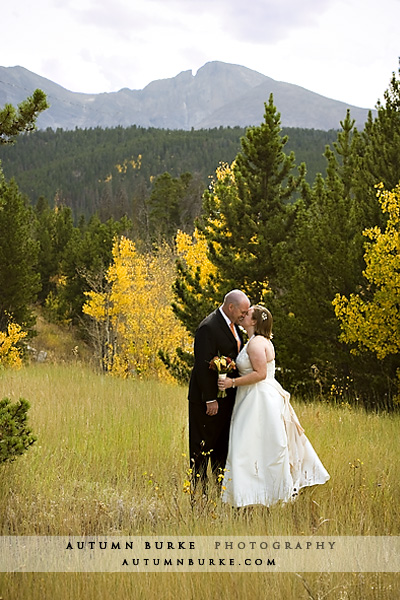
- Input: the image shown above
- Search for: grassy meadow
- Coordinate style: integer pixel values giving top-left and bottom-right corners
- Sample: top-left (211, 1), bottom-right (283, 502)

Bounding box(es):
top-left (0, 362), bottom-right (399, 599)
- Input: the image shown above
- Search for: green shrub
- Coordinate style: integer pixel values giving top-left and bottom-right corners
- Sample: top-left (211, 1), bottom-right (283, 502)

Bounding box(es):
top-left (0, 397), bottom-right (36, 463)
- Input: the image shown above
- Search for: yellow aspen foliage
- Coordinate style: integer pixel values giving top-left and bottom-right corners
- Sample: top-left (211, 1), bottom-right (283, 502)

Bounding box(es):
top-left (83, 236), bottom-right (191, 379)
top-left (175, 228), bottom-right (216, 286)
top-left (115, 155), bottom-right (142, 174)
top-left (203, 162), bottom-right (236, 241)
top-left (0, 322), bottom-right (27, 369)
top-left (215, 161), bottom-right (236, 182)
top-left (333, 183), bottom-right (400, 360)
top-left (174, 165), bottom-right (235, 282)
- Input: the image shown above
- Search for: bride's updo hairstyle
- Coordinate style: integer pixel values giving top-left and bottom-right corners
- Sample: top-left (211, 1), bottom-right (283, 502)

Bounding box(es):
top-left (252, 305), bottom-right (273, 339)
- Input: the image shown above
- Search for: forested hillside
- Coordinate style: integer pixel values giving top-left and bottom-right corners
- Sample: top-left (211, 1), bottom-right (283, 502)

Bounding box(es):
top-left (0, 125), bottom-right (337, 222)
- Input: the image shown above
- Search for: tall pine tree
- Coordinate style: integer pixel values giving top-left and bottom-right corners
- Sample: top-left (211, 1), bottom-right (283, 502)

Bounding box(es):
top-left (171, 95), bottom-right (304, 380)
top-left (0, 172), bottom-right (40, 331)
top-left (0, 90), bottom-right (48, 331)
top-left (197, 94), bottom-right (304, 302)
top-left (355, 62), bottom-right (400, 226)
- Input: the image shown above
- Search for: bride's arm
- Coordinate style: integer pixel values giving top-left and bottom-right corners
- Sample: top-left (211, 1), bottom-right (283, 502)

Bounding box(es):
top-left (219, 337), bottom-right (269, 390)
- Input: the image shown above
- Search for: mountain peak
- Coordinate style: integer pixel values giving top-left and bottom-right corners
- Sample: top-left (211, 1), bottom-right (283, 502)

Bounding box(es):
top-left (0, 62), bottom-right (375, 131)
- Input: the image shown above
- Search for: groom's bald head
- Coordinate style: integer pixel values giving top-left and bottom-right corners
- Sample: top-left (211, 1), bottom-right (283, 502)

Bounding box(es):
top-left (222, 290), bottom-right (250, 324)
top-left (223, 289), bottom-right (248, 305)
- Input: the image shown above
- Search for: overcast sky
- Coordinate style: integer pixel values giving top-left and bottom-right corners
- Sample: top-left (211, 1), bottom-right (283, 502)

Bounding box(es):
top-left (3, 0), bottom-right (399, 109)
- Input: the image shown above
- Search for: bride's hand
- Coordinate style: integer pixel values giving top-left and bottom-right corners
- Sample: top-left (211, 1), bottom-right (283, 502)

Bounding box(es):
top-left (218, 377), bottom-right (231, 390)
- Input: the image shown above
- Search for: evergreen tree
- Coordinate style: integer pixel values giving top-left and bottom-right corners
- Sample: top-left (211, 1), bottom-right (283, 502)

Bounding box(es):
top-left (172, 257), bottom-right (219, 336)
top-left (276, 110), bottom-right (398, 403)
top-left (148, 172), bottom-right (185, 240)
top-left (58, 214), bottom-right (132, 326)
top-left (198, 94), bottom-right (304, 302)
top-left (0, 91), bottom-right (48, 331)
top-left (0, 397), bottom-right (36, 464)
top-left (171, 96), bottom-right (304, 381)
top-left (277, 113), bottom-right (361, 379)
top-left (275, 64), bottom-right (400, 399)
top-left (148, 171), bottom-right (203, 241)
top-left (355, 62), bottom-right (400, 226)
top-left (163, 229), bottom-right (218, 381)
top-left (0, 89), bottom-right (48, 145)
top-left (34, 198), bottom-right (76, 303)
top-left (0, 172), bottom-right (40, 331)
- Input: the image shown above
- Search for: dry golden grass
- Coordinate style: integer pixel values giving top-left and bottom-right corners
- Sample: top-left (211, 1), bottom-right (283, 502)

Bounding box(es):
top-left (1, 572), bottom-right (399, 600)
top-left (28, 309), bottom-right (93, 365)
top-left (0, 364), bottom-right (399, 598)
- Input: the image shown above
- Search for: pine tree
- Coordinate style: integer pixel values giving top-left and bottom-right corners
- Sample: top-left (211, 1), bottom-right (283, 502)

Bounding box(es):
top-left (0, 91), bottom-right (48, 331)
top-left (148, 172), bottom-right (185, 240)
top-left (0, 89), bottom-right (48, 145)
top-left (0, 397), bottom-right (37, 463)
top-left (198, 94), bottom-right (304, 302)
top-left (275, 109), bottom-right (399, 403)
top-left (276, 112), bottom-right (363, 381)
top-left (172, 229), bottom-right (219, 334)
top-left (57, 214), bottom-right (132, 326)
top-left (0, 172), bottom-right (40, 331)
top-left (148, 171), bottom-right (204, 241)
top-left (355, 62), bottom-right (400, 226)
top-left (333, 183), bottom-right (400, 406)
top-left (34, 198), bottom-right (76, 304)
top-left (170, 96), bottom-right (304, 381)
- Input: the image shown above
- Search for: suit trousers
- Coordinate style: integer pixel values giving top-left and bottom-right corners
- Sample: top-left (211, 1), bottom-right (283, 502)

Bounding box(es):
top-left (189, 396), bottom-right (234, 489)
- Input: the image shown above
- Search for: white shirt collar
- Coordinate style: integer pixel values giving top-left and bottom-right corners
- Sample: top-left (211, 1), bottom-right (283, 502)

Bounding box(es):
top-left (219, 306), bottom-right (233, 328)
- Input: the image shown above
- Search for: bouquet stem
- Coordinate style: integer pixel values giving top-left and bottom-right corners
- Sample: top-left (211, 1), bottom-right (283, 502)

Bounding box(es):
top-left (218, 374), bottom-right (227, 398)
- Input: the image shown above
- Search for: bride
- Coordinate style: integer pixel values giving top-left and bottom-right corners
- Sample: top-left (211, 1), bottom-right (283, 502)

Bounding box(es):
top-left (218, 305), bottom-right (330, 507)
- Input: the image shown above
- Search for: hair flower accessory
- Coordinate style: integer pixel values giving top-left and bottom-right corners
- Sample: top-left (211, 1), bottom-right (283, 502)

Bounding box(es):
top-left (262, 312), bottom-right (268, 321)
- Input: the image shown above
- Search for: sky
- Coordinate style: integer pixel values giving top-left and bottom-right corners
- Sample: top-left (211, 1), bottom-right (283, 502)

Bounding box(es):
top-left (3, 0), bottom-right (399, 109)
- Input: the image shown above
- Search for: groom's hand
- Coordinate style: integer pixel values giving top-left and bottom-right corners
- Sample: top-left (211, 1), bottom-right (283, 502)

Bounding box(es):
top-left (206, 400), bottom-right (218, 416)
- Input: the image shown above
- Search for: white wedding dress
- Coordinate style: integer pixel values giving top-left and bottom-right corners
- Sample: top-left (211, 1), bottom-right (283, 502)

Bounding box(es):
top-left (222, 341), bottom-right (330, 507)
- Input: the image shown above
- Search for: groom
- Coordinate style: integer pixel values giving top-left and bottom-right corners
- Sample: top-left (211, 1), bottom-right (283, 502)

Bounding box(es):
top-left (188, 289), bottom-right (250, 491)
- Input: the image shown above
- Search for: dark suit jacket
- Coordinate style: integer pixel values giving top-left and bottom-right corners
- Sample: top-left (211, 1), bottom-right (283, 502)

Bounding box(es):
top-left (188, 309), bottom-right (243, 405)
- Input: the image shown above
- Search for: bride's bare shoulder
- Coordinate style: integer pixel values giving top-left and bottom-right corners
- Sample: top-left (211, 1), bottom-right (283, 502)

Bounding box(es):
top-left (248, 336), bottom-right (275, 361)
top-left (248, 335), bottom-right (269, 351)
top-left (247, 334), bottom-right (264, 347)
top-left (247, 335), bottom-right (264, 353)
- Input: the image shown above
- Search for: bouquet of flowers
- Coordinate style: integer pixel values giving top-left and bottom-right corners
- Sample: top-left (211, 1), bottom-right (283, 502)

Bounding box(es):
top-left (209, 355), bottom-right (236, 398)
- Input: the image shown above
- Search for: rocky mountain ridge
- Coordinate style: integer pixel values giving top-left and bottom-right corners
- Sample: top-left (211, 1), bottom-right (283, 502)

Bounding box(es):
top-left (0, 61), bottom-right (375, 131)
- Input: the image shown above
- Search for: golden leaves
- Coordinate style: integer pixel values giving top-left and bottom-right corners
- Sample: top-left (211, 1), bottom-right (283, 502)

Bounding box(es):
top-left (0, 322), bottom-right (27, 369)
top-left (83, 236), bottom-right (191, 379)
top-left (175, 229), bottom-right (216, 286)
top-left (333, 183), bottom-right (400, 360)
top-left (115, 154), bottom-right (142, 174)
